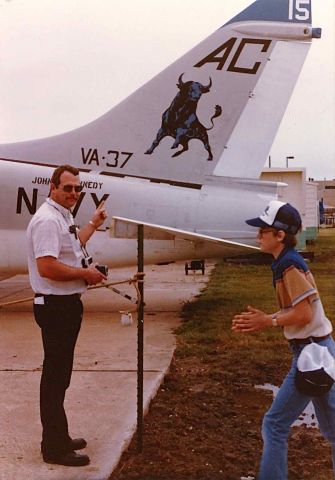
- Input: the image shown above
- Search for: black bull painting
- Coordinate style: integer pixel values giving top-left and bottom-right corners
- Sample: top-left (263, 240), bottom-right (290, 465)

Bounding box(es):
top-left (145, 74), bottom-right (222, 161)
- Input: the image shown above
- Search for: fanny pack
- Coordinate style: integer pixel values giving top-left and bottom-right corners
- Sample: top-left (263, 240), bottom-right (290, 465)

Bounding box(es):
top-left (295, 341), bottom-right (335, 396)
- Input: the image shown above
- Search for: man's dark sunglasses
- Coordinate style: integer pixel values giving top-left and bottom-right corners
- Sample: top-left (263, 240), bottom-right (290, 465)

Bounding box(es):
top-left (60, 184), bottom-right (83, 193)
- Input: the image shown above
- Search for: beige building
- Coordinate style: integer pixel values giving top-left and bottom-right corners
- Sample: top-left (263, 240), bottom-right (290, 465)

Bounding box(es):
top-left (315, 180), bottom-right (335, 227)
top-left (315, 180), bottom-right (335, 207)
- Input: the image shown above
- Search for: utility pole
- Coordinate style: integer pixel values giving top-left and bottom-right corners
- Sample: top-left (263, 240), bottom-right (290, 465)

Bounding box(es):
top-left (137, 224), bottom-right (144, 452)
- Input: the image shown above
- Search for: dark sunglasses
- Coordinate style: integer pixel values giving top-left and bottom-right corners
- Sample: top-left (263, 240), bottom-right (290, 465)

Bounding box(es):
top-left (59, 184), bottom-right (83, 193)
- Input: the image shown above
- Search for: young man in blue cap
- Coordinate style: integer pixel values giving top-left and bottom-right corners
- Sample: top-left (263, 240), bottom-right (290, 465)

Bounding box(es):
top-left (232, 200), bottom-right (335, 480)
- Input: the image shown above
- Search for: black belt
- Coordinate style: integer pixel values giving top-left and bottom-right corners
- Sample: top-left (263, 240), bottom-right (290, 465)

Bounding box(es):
top-left (289, 334), bottom-right (331, 346)
top-left (35, 293), bottom-right (81, 301)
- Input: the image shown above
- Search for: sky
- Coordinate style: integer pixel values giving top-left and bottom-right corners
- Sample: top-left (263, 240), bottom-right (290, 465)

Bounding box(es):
top-left (0, 0), bottom-right (334, 180)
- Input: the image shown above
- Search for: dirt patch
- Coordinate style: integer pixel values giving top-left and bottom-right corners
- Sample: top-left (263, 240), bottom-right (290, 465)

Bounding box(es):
top-left (110, 345), bottom-right (333, 480)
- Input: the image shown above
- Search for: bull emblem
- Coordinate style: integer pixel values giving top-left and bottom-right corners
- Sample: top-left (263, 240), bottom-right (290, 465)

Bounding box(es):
top-left (145, 74), bottom-right (222, 161)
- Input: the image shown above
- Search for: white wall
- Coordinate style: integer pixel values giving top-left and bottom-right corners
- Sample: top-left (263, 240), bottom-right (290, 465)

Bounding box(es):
top-left (261, 167), bottom-right (307, 225)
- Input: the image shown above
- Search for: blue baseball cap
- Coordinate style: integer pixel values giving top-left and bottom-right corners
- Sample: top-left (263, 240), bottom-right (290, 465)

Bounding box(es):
top-left (246, 200), bottom-right (302, 235)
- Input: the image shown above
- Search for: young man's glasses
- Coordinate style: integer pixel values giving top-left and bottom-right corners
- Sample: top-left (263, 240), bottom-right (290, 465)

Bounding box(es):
top-left (257, 227), bottom-right (276, 237)
top-left (59, 184), bottom-right (83, 193)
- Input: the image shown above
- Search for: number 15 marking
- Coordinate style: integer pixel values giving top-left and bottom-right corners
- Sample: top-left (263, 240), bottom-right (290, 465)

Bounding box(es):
top-left (289, 0), bottom-right (310, 21)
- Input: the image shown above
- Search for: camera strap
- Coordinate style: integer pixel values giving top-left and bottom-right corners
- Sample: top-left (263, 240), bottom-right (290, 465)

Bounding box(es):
top-left (46, 198), bottom-right (90, 261)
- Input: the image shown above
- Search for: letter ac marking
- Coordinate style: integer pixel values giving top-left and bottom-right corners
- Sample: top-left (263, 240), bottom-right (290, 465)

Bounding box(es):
top-left (194, 37), bottom-right (272, 74)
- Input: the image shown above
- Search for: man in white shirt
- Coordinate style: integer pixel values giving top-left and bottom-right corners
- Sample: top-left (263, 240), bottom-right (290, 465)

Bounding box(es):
top-left (27, 164), bottom-right (107, 466)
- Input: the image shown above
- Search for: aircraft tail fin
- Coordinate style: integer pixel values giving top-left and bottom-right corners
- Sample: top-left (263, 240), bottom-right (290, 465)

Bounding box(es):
top-left (0, 0), bottom-right (320, 185)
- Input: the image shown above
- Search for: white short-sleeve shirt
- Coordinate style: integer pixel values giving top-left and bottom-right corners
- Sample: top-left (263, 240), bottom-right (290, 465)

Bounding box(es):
top-left (26, 198), bottom-right (87, 295)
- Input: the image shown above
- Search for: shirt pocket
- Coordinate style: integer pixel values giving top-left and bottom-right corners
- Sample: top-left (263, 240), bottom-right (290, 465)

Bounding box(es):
top-left (59, 231), bottom-right (76, 256)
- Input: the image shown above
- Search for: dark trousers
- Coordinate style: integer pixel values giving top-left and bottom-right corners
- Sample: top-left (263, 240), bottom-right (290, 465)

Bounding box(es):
top-left (34, 295), bottom-right (83, 456)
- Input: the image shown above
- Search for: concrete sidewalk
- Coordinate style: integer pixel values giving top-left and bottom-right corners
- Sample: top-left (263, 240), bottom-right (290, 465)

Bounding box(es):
top-left (0, 262), bottom-right (212, 480)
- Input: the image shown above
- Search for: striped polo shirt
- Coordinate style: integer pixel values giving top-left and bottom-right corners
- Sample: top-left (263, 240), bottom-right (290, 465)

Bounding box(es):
top-left (271, 248), bottom-right (332, 340)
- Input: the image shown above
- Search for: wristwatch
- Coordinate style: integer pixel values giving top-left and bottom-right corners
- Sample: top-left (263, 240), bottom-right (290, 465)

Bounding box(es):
top-left (272, 314), bottom-right (279, 327)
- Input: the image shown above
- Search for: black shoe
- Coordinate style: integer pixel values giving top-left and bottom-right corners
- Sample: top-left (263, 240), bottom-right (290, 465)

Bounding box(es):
top-left (69, 438), bottom-right (87, 450)
top-left (43, 451), bottom-right (90, 466)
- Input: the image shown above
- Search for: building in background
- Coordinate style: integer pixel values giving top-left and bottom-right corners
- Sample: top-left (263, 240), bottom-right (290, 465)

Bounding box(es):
top-left (261, 167), bottom-right (319, 248)
top-left (314, 180), bottom-right (335, 227)
top-left (315, 180), bottom-right (335, 206)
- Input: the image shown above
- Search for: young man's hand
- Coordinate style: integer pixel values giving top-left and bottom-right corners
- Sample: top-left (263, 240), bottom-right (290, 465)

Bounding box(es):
top-left (232, 306), bottom-right (272, 333)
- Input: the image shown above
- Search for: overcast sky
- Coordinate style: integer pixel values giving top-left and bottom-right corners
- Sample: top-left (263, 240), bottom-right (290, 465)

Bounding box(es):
top-left (0, 0), bottom-right (334, 180)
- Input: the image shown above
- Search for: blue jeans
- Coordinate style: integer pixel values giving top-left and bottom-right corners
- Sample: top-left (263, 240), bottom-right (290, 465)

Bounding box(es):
top-left (258, 336), bottom-right (335, 480)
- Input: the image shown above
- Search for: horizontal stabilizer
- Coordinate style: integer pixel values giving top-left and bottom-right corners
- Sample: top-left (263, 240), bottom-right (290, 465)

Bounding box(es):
top-left (111, 216), bottom-right (259, 253)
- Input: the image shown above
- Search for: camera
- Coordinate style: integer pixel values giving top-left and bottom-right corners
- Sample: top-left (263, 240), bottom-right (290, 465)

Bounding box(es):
top-left (81, 256), bottom-right (93, 268)
top-left (81, 256), bottom-right (107, 276)
top-left (95, 265), bottom-right (108, 276)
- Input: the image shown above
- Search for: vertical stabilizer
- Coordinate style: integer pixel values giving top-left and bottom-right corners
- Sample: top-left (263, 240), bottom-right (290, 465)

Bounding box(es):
top-left (0, 0), bottom-right (319, 184)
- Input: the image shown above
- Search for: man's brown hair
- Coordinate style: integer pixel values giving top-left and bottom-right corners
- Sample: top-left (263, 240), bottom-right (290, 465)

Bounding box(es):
top-left (51, 164), bottom-right (80, 187)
